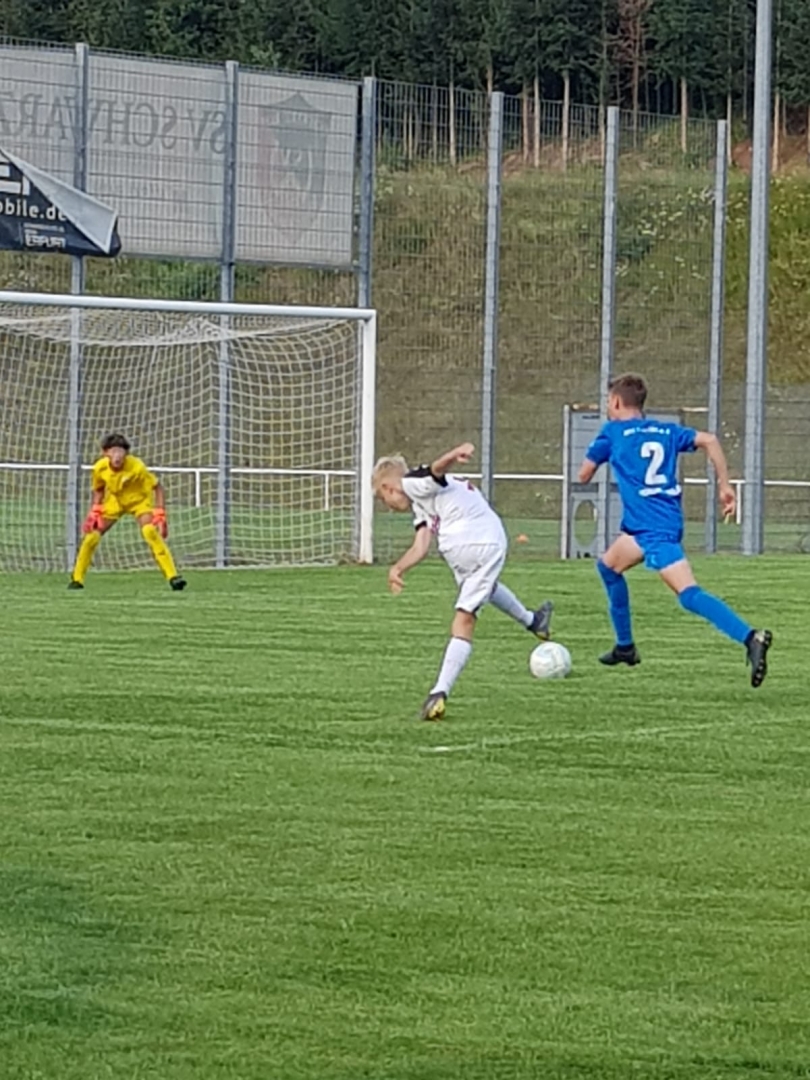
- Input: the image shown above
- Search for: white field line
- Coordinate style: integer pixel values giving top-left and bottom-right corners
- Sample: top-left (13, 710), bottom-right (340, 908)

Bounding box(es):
top-left (0, 712), bottom-right (798, 756)
top-left (0, 714), bottom-right (283, 744)
top-left (422, 713), bottom-right (798, 755)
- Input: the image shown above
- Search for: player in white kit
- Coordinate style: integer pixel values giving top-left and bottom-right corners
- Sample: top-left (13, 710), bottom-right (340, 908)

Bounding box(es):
top-left (372, 442), bottom-right (554, 720)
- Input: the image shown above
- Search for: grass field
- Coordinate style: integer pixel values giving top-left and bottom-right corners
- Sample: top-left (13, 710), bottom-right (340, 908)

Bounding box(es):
top-left (2, 557), bottom-right (809, 1080)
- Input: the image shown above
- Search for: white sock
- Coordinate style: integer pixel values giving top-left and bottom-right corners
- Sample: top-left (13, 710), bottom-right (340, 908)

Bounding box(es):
top-left (430, 637), bottom-right (473, 696)
top-left (490, 583), bottom-right (533, 628)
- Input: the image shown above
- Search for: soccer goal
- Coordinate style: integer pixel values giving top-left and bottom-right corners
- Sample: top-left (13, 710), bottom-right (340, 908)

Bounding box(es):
top-left (0, 291), bottom-right (376, 572)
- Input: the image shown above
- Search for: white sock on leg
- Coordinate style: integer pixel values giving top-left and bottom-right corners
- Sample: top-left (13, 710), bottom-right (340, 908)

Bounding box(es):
top-left (490, 583), bottom-right (532, 628)
top-left (430, 637), bottom-right (473, 696)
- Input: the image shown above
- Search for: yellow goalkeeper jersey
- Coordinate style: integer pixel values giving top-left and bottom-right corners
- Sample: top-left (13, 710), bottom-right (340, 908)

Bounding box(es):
top-left (92, 454), bottom-right (158, 514)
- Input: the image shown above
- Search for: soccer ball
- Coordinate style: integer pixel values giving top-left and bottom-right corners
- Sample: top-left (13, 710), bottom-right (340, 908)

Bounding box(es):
top-left (529, 641), bottom-right (572, 680)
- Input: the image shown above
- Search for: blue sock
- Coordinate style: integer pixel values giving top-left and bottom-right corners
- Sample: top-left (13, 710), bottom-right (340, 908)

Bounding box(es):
top-left (678, 585), bottom-right (752, 645)
top-left (596, 560), bottom-right (633, 647)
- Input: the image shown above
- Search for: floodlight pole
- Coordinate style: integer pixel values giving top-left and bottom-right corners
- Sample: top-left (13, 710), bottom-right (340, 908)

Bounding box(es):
top-left (706, 120), bottom-right (729, 554)
top-left (480, 91), bottom-right (504, 505)
top-left (742, 0), bottom-right (773, 555)
top-left (597, 107), bottom-right (620, 556)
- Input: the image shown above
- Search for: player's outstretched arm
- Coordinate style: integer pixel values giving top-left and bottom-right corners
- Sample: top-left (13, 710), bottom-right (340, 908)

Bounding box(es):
top-left (430, 442), bottom-right (475, 478)
top-left (695, 431), bottom-right (736, 518)
top-left (388, 525), bottom-right (432, 594)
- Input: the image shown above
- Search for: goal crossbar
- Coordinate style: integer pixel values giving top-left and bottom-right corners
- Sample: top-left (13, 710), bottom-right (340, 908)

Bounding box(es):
top-left (0, 291), bottom-right (377, 571)
top-left (0, 290), bottom-right (376, 323)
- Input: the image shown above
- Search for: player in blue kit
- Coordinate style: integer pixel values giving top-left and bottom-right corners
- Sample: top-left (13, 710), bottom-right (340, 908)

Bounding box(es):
top-left (578, 373), bottom-right (772, 687)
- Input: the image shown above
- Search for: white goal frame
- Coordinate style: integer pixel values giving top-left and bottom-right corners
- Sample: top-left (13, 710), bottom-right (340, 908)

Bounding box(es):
top-left (0, 290), bottom-right (377, 568)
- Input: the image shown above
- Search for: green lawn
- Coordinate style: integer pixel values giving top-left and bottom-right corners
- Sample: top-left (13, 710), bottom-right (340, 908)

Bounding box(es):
top-left (1, 558), bottom-right (808, 1080)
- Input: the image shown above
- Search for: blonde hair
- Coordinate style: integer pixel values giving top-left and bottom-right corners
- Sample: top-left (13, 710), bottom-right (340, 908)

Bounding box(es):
top-left (371, 454), bottom-right (408, 493)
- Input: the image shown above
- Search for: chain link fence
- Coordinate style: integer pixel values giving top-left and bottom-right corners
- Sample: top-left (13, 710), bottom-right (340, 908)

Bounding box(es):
top-left (613, 112), bottom-right (717, 554)
top-left (494, 96), bottom-right (605, 557)
top-left (0, 40), bottom-right (806, 561)
top-left (370, 82), bottom-right (488, 559)
top-left (723, 179), bottom-right (810, 554)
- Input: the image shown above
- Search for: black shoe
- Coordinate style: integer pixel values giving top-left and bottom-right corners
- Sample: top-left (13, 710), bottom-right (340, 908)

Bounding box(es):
top-left (529, 600), bottom-right (554, 640)
top-left (746, 629), bottom-right (772, 688)
top-left (67, 579), bottom-right (84, 590)
top-left (169, 576), bottom-right (187, 592)
top-left (599, 643), bottom-right (641, 667)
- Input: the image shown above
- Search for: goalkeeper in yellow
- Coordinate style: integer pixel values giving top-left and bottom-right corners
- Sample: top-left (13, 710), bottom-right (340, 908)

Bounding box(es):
top-left (68, 433), bottom-right (187, 591)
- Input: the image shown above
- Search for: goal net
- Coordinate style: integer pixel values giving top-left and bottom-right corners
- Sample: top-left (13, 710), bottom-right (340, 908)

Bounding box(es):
top-left (0, 292), bottom-right (376, 573)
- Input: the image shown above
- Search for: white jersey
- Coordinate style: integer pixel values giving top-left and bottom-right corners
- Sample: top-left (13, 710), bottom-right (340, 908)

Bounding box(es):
top-left (401, 468), bottom-right (507, 553)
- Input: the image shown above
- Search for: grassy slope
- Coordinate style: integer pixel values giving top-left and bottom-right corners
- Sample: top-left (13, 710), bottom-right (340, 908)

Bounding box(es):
top-left (1, 559), bottom-right (808, 1080)
top-left (4, 136), bottom-right (810, 397)
top-left (2, 123), bottom-right (809, 527)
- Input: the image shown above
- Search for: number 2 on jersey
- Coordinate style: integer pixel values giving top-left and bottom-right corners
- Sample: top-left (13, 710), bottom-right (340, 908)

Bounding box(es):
top-left (641, 441), bottom-right (667, 487)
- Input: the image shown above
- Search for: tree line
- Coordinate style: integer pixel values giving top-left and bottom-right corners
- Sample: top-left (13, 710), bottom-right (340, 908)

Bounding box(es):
top-left (5, 0), bottom-right (810, 141)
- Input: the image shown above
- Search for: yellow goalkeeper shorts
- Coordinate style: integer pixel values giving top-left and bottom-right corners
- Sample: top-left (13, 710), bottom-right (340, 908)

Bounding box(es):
top-left (101, 496), bottom-right (154, 522)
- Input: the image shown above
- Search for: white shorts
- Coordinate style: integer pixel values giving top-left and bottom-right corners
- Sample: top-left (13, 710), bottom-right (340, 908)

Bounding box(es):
top-left (443, 542), bottom-right (506, 614)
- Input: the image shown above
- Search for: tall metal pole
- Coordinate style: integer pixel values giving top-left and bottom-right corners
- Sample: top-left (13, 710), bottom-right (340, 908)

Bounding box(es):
top-left (357, 77), bottom-right (376, 310)
top-left (597, 106), bottom-right (620, 555)
top-left (216, 60), bottom-right (238, 569)
top-left (706, 119), bottom-right (729, 554)
top-left (742, 0), bottom-right (773, 555)
top-left (67, 42), bottom-right (89, 571)
top-left (480, 91), bottom-right (504, 505)
top-left (355, 77), bottom-right (377, 560)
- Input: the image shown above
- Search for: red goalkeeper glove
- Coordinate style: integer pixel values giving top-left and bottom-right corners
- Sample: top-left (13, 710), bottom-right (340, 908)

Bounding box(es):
top-left (82, 505), bottom-right (105, 533)
top-left (151, 507), bottom-right (168, 538)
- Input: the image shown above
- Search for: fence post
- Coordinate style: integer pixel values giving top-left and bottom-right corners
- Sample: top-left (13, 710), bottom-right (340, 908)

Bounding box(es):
top-left (706, 119), bottom-right (729, 554)
top-left (216, 59), bottom-right (238, 569)
top-left (480, 91), bottom-right (504, 505)
top-left (597, 106), bottom-right (620, 555)
top-left (67, 42), bottom-right (90, 572)
top-left (742, 0), bottom-right (773, 555)
top-left (358, 77), bottom-right (376, 309)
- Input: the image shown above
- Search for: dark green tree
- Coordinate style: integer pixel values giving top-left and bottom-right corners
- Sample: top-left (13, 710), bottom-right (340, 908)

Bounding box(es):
top-left (712, 0), bottom-right (751, 128)
top-left (647, 0), bottom-right (719, 146)
top-left (65, 0), bottom-right (150, 51)
top-left (3, 0), bottom-right (73, 41)
top-left (544, 0), bottom-right (601, 110)
top-left (777, 0), bottom-right (810, 122)
top-left (324, 0), bottom-right (417, 77)
top-left (0, 0), bottom-right (791, 127)
top-left (436, 0), bottom-right (508, 92)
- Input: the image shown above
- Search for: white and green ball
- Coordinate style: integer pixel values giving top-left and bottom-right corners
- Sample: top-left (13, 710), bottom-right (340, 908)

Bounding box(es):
top-left (529, 641), bottom-right (572, 680)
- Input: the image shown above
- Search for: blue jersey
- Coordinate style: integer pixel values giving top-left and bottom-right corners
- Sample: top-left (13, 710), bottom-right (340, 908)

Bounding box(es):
top-left (586, 417), bottom-right (698, 537)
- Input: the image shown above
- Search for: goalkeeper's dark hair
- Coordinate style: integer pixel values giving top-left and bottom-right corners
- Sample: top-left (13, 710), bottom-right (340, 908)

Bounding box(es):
top-left (101, 433), bottom-right (131, 452)
top-left (608, 373), bottom-right (648, 410)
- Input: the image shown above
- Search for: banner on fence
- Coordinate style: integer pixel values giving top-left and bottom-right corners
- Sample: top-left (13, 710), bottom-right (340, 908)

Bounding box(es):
top-left (0, 46), bottom-right (357, 266)
top-left (0, 148), bottom-right (120, 256)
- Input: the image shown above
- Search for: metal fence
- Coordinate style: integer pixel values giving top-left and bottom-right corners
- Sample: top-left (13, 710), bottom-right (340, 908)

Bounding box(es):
top-left (1, 41), bottom-right (807, 561)
top-left (371, 90), bottom-right (810, 560)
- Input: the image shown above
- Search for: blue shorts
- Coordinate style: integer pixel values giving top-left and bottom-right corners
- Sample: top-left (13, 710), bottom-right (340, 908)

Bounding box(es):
top-left (625, 531), bottom-right (685, 572)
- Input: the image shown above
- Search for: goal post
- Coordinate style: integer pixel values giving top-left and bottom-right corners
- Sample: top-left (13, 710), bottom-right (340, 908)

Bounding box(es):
top-left (0, 291), bottom-right (377, 572)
